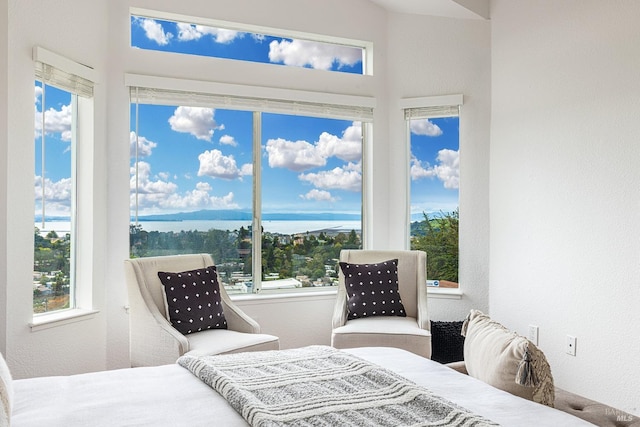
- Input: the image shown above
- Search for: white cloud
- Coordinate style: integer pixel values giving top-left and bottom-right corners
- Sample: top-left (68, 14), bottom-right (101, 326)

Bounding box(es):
top-left (34, 175), bottom-right (72, 215)
top-left (316, 122), bottom-right (362, 162)
top-left (265, 121), bottom-right (362, 172)
top-left (410, 119), bottom-right (443, 137)
top-left (131, 162), bottom-right (178, 195)
top-left (35, 103), bottom-right (72, 141)
top-left (168, 106), bottom-right (216, 141)
top-left (410, 158), bottom-right (436, 180)
top-left (240, 163), bottom-right (253, 176)
top-left (300, 189), bottom-right (336, 202)
top-left (265, 138), bottom-right (326, 172)
top-left (138, 18), bottom-right (173, 46)
top-left (176, 23), bottom-right (202, 41)
top-left (130, 161), bottom-right (239, 212)
top-left (299, 165), bottom-right (361, 192)
top-left (35, 86), bottom-right (43, 104)
top-left (197, 149), bottom-right (252, 180)
top-left (158, 186), bottom-right (238, 210)
top-left (219, 134), bottom-right (238, 147)
top-left (176, 23), bottom-right (242, 44)
top-left (129, 131), bottom-right (157, 158)
top-left (268, 39), bottom-right (361, 70)
top-left (411, 149), bottom-right (459, 189)
top-left (433, 149), bottom-right (459, 189)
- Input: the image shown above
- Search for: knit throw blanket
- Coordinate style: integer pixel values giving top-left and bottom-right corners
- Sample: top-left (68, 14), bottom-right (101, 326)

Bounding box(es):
top-left (177, 346), bottom-right (498, 427)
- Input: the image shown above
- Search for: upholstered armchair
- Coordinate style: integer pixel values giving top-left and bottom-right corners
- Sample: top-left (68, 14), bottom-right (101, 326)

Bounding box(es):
top-left (124, 254), bottom-right (279, 367)
top-left (331, 250), bottom-right (431, 358)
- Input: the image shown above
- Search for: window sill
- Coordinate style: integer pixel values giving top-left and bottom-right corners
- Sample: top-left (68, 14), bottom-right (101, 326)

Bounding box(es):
top-left (230, 287), bottom-right (462, 302)
top-left (30, 308), bottom-right (100, 332)
top-left (427, 287), bottom-right (463, 299)
top-left (231, 288), bottom-right (337, 304)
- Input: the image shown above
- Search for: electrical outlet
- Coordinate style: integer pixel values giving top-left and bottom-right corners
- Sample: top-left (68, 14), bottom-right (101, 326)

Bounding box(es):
top-left (566, 335), bottom-right (577, 356)
top-left (528, 325), bottom-right (539, 345)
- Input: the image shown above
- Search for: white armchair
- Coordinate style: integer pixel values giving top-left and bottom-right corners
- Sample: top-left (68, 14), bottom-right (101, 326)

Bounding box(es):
top-left (124, 254), bottom-right (279, 367)
top-left (331, 250), bottom-right (431, 358)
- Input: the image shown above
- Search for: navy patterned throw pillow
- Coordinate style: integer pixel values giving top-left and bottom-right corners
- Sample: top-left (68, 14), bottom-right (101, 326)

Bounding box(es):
top-left (158, 266), bottom-right (227, 335)
top-left (339, 259), bottom-right (406, 320)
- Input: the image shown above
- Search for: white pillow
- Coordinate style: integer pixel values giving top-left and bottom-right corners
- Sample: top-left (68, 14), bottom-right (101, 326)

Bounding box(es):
top-left (462, 309), bottom-right (555, 406)
top-left (0, 351), bottom-right (13, 426)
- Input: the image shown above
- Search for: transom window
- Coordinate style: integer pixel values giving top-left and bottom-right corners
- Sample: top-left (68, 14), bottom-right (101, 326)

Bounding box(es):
top-left (130, 9), bottom-right (368, 75)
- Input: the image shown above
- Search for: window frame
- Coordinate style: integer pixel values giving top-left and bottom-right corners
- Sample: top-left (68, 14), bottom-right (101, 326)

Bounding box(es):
top-left (402, 94), bottom-right (463, 295)
top-left (32, 46), bottom-right (96, 320)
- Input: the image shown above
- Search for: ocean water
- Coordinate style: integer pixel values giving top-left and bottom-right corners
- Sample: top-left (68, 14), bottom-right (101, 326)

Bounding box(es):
top-left (37, 220), bottom-right (361, 235)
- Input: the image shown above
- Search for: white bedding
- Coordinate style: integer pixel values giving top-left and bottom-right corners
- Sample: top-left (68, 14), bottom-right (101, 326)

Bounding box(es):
top-left (11, 347), bottom-right (594, 427)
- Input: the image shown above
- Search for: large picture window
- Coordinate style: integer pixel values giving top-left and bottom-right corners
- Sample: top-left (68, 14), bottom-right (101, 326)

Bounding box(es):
top-left (406, 97), bottom-right (461, 289)
top-left (129, 80), bottom-right (372, 294)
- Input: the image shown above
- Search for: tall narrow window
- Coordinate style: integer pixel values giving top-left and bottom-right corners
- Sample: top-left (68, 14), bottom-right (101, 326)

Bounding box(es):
top-left (33, 48), bottom-right (94, 313)
top-left (128, 79), bottom-right (372, 294)
top-left (406, 97), bottom-right (461, 289)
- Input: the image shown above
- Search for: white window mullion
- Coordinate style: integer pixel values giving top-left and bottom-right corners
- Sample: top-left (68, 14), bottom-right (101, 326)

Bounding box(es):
top-left (69, 93), bottom-right (79, 309)
top-left (40, 80), bottom-right (46, 230)
top-left (252, 112), bottom-right (262, 293)
top-left (133, 88), bottom-right (140, 226)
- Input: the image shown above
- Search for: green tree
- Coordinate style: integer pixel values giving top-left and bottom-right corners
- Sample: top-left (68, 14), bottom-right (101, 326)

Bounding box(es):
top-left (52, 271), bottom-right (67, 297)
top-left (412, 209), bottom-right (459, 283)
top-left (129, 224), bottom-right (148, 257)
top-left (340, 229), bottom-right (361, 249)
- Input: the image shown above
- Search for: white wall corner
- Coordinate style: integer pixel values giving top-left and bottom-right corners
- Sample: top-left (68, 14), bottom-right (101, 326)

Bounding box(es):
top-left (452, 0), bottom-right (490, 20)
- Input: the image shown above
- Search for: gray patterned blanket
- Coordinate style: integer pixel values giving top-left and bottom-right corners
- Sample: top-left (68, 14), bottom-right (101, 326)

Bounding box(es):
top-left (177, 345), bottom-right (498, 427)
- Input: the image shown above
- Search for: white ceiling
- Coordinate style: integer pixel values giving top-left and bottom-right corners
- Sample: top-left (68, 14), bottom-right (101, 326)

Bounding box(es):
top-left (368, 0), bottom-right (489, 20)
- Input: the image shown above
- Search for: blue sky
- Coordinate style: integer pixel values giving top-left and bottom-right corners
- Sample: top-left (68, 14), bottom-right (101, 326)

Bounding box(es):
top-left (34, 15), bottom-right (459, 221)
top-left (34, 82), bottom-right (73, 218)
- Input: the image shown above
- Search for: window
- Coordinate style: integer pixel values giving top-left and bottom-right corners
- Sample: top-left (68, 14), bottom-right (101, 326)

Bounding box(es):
top-left (130, 9), bottom-right (368, 75)
top-left (129, 77), bottom-right (373, 294)
top-left (33, 47), bottom-right (94, 313)
top-left (405, 96), bottom-right (462, 289)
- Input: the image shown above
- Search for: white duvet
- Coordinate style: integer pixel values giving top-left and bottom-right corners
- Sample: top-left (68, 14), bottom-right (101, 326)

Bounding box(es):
top-left (11, 347), bottom-right (594, 427)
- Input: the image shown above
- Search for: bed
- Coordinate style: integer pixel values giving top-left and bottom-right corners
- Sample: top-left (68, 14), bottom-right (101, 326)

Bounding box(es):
top-left (7, 346), bottom-right (593, 427)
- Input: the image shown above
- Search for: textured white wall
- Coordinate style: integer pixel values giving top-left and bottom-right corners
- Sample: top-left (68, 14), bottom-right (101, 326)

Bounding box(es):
top-left (235, 294), bottom-right (336, 349)
top-left (4, 0), bottom-right (110, 378)
top-left (386, 12), bottom-right (491, 321)
top-left (490, 0), bottom-right (640, 415)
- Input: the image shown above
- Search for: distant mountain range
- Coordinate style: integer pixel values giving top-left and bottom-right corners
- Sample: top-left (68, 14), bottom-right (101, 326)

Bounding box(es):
top-left (135, 209), bottom-right (361, 222)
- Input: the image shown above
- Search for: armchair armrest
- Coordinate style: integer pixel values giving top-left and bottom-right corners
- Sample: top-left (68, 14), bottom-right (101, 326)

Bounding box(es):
top-left (124, 261), bottom-right (189, 366)
top-left (415, 250), bottom-right (430, 330)
top-left (221, 298), bottom-right (260, 334)
top-left (332, 286), bottom-right (348, 329)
